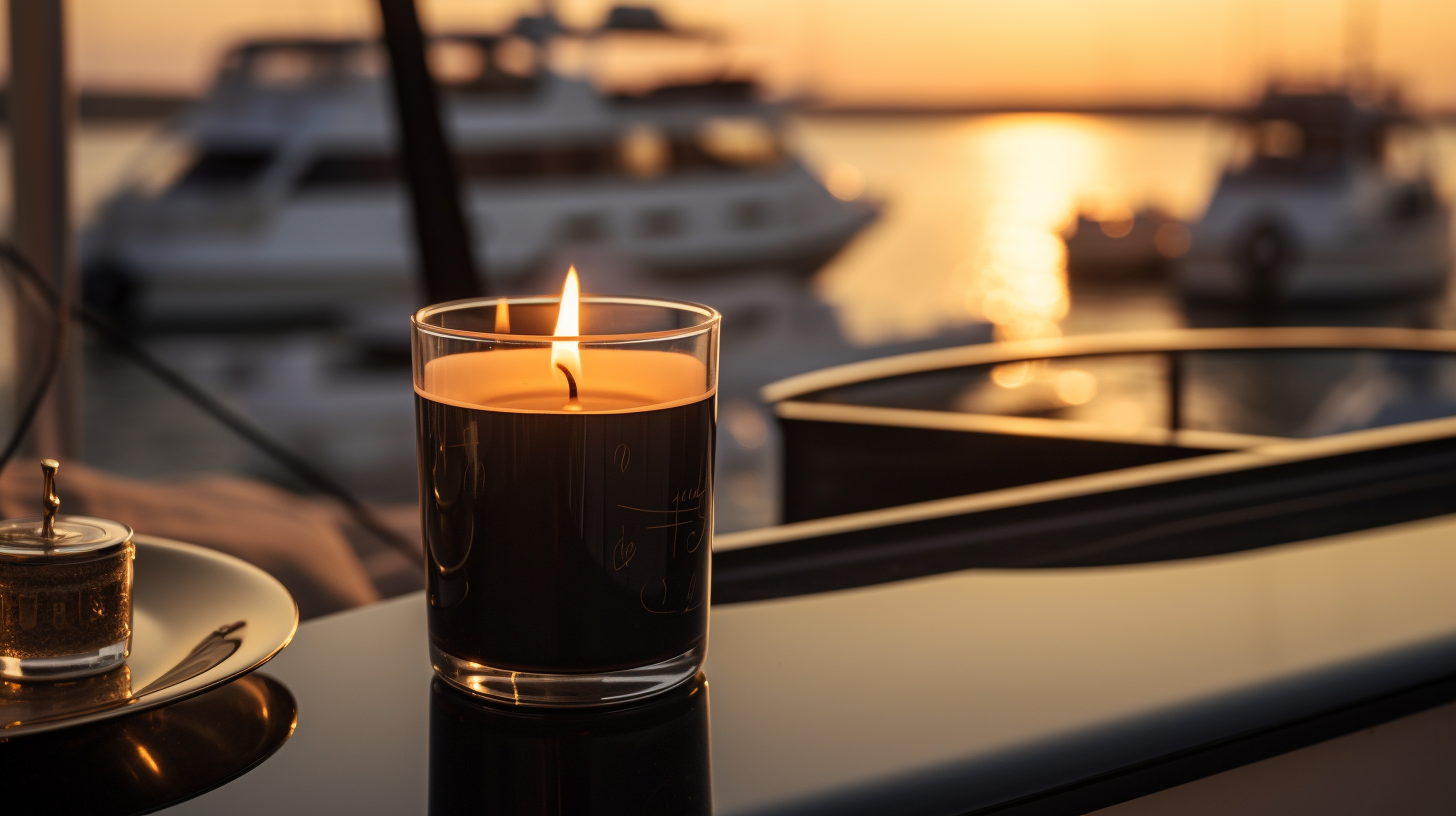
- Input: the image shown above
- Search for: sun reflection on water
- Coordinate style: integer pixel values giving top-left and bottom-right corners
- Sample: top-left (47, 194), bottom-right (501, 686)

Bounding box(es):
top-left (959, 116), bottom-right (1100, 340)
top-left (797, 113), bottom-right (1230, 345)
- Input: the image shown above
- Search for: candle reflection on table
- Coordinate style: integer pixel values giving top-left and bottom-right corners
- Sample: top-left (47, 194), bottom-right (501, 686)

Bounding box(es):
top-left (429, 672), bottom-right (712, 814)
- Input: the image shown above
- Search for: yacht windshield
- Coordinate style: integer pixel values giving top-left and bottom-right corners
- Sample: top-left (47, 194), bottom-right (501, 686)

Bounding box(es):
top-left (113, 128), bottom-right (196, 198)
top-left (171, 147), bottom-right (276, 194)
top-left (294, 128), bottom-right (780, 194)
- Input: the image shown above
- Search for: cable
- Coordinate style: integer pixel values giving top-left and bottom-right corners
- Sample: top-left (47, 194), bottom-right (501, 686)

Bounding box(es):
top-left (0, 243), bottom-right (423, 564)
top-left (0, 245), bottom-right (66, 475)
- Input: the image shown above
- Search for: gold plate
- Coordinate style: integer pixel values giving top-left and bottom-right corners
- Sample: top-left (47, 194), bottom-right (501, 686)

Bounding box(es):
top-left (0, 535), bottom-right (299, 736)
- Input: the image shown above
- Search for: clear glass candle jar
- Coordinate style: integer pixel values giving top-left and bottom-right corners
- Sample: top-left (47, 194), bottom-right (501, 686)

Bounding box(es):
top-left (0, 465), bottom-right (135, 681)
top-left (413, 293), bottom-right (719, 707)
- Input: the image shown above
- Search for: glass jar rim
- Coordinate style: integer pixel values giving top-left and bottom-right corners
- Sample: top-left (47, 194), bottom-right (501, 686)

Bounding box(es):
top-left (412, 294), bottom-right (722, 344)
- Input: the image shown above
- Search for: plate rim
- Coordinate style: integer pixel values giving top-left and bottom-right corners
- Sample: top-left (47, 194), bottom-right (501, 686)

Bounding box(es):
top-left (2, 534), bottom-right (300, 738)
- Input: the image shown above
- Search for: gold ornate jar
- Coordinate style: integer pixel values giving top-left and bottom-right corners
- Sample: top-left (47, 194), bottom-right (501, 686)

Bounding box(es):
top-left (0, 460), bottom-right (134, 681)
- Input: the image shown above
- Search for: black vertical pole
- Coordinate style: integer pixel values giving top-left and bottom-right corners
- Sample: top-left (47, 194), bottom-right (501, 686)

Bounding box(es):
top-left (1168, 351), bottom-right (1184, 437)
top-left (11, 0), bottom-right (77, 458)
top-left (376, 0), bottom-right (485, 303)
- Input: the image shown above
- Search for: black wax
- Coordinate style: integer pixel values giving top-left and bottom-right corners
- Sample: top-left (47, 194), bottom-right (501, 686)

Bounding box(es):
top-left (428, 674), bottom-right (711, 815)
top-left (417, 394), bottom-right (714, 674)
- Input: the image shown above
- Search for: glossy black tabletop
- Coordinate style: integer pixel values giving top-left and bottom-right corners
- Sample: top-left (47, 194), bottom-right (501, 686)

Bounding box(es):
top-left (1, 673), bottom-right (297, 814)
top-left (142, 512), bottom-right (1456, 815)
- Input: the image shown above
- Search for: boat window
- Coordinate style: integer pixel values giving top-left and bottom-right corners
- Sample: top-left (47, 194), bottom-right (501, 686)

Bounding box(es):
top-left (298, 147), bottom-right (615, 191)
top-left (251, 48), bottom-right (319, 87)
top-left (250, 45), bottom-right (362, 87)
top-left (172, 148), bottom-right (274, 193)
top-left (218, 38), bottom-right (543, 94)
top-left (431, 36), bottom-right (538, 94)
top-left (219, 41), bottom-right (384, 87)
top-left (295, 132), bottom-right (763, 193)
top-left (1257, 120), bottom-right (1303, 159)
top-left (560, 212), bottom-right (608, 242)
top-left (637, 207), bottom-right (684, 238)
top-left (458, 145), bottom-right (617, 181)
top-left (348, 45), bottom-right (387, 78)
top-left (669, 138), bottom-right (723, 172)
top-left (115, 128), bottom-right (196, 198)
top-left (730, 200), bottom-right (772, 230)
top-left (428, 41), bottom-right (487, 86)
top-left (296, 154), bottom-right (400, 188)
top-left (1381, 124), bottom-right (1433, 181)
top-left (620, 125), bottom-right (670, 178)
top-left (612, 80), bottom-right (759, 107)
top-left (494, 37), bottom-right (537, 77)
top-left (697, 117), bottom-right (781, 168)
top-left (1244, 117), bottom-right (1348, 175)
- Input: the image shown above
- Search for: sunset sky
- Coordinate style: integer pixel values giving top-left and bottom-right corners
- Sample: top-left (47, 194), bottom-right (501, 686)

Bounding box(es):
top-left (22, 0), bottom-right (1456, 109)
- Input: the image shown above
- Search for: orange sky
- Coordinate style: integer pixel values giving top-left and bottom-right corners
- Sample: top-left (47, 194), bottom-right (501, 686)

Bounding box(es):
top-left (22, 0), bottom-right (1456, 109)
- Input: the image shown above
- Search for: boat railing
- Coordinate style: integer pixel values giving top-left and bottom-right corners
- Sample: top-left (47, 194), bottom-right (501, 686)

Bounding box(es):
top-left (706, 328), bottom-right (1456, 602)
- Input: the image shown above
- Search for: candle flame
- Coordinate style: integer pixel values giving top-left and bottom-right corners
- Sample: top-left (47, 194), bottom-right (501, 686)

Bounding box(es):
top-left (551, 266), bottom-right (583, 409)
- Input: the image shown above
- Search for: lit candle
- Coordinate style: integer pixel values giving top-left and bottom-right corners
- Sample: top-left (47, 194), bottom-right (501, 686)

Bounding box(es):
top-left (413, 271), bottom-right (719, 707)
top-left (424, 269), bottom-right (710, 414)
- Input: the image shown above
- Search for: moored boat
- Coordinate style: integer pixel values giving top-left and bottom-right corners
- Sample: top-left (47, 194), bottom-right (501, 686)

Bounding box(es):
top-left (1175, 86), bottom-right (1449, 306)
top-left (80, 10), bottom-right (877, 327)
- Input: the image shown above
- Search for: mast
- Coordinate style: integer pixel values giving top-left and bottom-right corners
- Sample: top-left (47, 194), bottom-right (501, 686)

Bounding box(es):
top-left (10, 0), bottom-right (77, 459)
top-left (376, 0), bottom-right (486, 303)
top-left (1344, 0), bottom-right (1377, 95)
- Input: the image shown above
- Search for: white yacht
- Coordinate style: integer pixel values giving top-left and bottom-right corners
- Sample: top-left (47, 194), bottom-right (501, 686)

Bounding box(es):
top-left (1175, 86), bottom-right (1450, 306)
top-left (81, 14), bottom-right (877, 326)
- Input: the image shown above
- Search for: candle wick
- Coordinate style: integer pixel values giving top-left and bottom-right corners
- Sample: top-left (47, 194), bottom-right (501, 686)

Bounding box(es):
top-left (556, 364), bottom-right (581, 410)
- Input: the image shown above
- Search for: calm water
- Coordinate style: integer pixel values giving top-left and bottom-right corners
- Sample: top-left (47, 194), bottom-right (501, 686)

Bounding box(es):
top-left (6, 114), bottom-right (1456, 530)
top-left (794, 114), bottom-right (1238, 343)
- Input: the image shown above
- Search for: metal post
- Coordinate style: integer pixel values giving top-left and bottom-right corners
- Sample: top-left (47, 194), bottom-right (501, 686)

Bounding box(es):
top-left (10, 0), bottom-right (77, 459)
top-left (375, 0), bottom-right (484, 304)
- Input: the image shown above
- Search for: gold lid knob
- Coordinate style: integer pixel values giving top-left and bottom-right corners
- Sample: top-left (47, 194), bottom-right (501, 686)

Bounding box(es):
top-left (0, 458), bottom-right (131, 557)
top-left (41, 459), bottom-right (59, 539)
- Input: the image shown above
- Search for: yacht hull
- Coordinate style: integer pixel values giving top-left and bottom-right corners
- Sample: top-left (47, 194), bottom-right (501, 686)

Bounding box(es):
top-left (1175, 175), bottom-right (1450, 305)
top-left (83, 166), bottom-right (877, 326)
